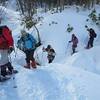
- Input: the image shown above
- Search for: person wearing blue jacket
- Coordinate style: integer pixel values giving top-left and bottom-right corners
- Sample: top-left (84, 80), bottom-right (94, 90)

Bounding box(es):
top-left (17, 30), bottom-right (37, 69)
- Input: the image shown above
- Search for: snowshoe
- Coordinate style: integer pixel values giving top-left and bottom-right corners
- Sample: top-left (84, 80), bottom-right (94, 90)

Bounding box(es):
top-left (85, 47), bottom-right (89, 49)
top-left (6, 69), bottom-right (18, 75)
top-left (36, 62), bottom-right (41, 66)
top-left (24, 63), bottom-right (30, 69)
top-left (0, 75), bottom-right (11, 82)
top-left (24, 65), bottom-right (30, 69)
top-left (24, 65), bottom-right (37, 70)
top-left (85, 45), bottom-right (92, 49)
top-left (71, 51), bottom-right (78, 55)
top-left (12, 70), bottom-right (18, 74)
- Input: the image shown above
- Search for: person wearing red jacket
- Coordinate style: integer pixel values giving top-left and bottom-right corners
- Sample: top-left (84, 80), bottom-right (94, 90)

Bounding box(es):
top-left (0, 26), bottom-right (16, 80)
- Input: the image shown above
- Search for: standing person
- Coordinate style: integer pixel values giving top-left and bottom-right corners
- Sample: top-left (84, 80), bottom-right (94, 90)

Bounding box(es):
top-left (43, 45), bottom-right (56, 63)
top-left (86, 27), bottom-right (97, 49)
top-left (0, 26), bottom-right (16, 80)
top-left (17, 30), bottom-right (37, 69)
top-left (69, 34), bottom-right (78, 54)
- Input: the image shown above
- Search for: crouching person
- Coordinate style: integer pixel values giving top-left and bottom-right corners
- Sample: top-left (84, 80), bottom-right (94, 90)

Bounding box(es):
top-left (0, 26), bottom-right (17, 81)
top-left (17, 30), bottom-right (37, 69)
top-left (43, 45), bottom-right (56, 63)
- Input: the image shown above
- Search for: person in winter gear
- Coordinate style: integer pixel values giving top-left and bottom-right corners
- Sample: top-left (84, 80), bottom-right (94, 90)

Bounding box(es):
top-left (17, 30), bottom-right (37, 69)
top-left (0, 26), bottom-right (16, 79)
top-left (86, 28), bottom-right (97, 49)
top-left (43, 45), bottom-right (56, 63)
top-left (69, 34), bottom-right (78, 54)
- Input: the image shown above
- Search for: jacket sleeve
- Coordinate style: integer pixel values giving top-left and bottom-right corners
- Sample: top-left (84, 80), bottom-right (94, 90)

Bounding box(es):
top-left (3, 27), bottom-right (14, 47)
top-left (30, 34), bottom-right (36, 44)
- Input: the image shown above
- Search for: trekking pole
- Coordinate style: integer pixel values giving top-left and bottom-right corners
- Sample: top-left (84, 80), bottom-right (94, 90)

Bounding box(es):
top-left (14, 47), bottom-right (18, 58)
top-left (66, 42), bottom-right (70, 54)
top-left (8, 53), bottom-right (16, 80)
top-left (8, 53), bottom-right (12, 64)
top-left (41, 50), bottom-right (44, 65)
top-left (35, 49), bottom-right (40, 65)
top-left (85, 25), bottom-right (89, 31)
top-left (0, 67), bottom-right (1, 79)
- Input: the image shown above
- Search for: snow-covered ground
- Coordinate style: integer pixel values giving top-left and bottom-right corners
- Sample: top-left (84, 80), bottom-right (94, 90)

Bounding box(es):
top-left (0, 5), bottom-right (100, 100)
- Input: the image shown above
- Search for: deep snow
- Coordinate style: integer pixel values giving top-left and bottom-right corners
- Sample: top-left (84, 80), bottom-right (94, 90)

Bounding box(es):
top-left (0, 5), bottom-right (100, 100)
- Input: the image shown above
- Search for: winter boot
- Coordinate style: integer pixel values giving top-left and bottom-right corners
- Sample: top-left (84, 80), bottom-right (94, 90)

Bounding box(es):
top-left (24, 63), bottom-right (30, 69)
top-left (31, 61), bottom-right (37, 69)
top-left (0, 65), bottom-right (7, 77)
top-left (6, 62), bottom-right (13, 75)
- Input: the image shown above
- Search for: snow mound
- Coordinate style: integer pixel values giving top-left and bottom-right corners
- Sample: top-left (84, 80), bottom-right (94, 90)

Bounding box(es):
top-left (66, 46), bottom-right (100, 74)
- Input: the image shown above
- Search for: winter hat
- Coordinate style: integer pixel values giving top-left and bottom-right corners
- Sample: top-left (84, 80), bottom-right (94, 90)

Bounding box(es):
top-left (89, 28), bottom-right (93, 32)
top-left (21, 30), bottom-right (27, 36)
top-left (47, 45), bottom-right (51, 49)
top-left (72, 34), bottom-right (75, 37)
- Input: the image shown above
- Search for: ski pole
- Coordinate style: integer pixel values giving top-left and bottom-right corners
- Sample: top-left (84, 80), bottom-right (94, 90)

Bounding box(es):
top-left (66, 42), bottom-right (70, 54)
top-left (41, 50), bottom-right (44, 65)
top-left (14, 47), bottom-right (18, 58)
top-left (8, 53), bottom-right (12, 64)
top-left (0, 67), bottom-right (1, 79)
top-left (35, 49), bottom-right (40, 65)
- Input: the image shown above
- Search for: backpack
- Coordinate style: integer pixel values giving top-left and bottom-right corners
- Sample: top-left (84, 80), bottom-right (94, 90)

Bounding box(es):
top-left (90, 28), bottom-right (97, 38)
top-left (73, 37), bottom-right (78, 45)
top-left (75, 37), bottom-right (78, 44)
top-left (0, 26), bottom-right (13, 49)
top-left (93, 32), bottom-right (97, 38)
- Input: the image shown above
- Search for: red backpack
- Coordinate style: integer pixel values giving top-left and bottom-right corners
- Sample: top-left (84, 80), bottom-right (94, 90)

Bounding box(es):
top-left (0, 26), bottom-right (14, 49)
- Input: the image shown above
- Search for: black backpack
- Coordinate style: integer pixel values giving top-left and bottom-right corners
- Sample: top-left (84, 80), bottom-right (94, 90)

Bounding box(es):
top-left (93, 32), bottom-right (97, 38)
top-left (90, 28), bottom-right (97, 38)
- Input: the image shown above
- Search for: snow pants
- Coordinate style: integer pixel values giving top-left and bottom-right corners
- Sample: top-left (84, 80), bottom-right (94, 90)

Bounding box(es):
top-left (87, 38), bottom-right (94, 48)
top-left (0, 50), bottom-right (9, 65)
top-left (47, 55), bottom-right (55, 63)
top-left (24, 49), bottom-right (35, 64)
top-left (72, 45), bottom-right (77, 54)
top-left (0, 50), bottom-right (13, 76)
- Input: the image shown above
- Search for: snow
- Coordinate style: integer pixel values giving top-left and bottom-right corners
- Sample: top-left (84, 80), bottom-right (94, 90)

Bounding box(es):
top-left (0, 5), bottom-right (100, 100)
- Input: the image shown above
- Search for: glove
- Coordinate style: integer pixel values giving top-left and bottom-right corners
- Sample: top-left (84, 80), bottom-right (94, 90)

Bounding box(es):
top-left (35, 42), bottom-right (41, 47)
top-left (69, 41), bottom-right (71, 43)
top-left (87, 29), bottom-right (90, 32)
top-left (8, 46), bottom-right (14, 54)
top-left (85, 25), bottom-right (88, 28)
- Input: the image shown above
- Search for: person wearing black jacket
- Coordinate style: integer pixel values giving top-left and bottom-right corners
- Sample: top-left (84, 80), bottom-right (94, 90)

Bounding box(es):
top-left (86, 28), bottom-right (97, 49)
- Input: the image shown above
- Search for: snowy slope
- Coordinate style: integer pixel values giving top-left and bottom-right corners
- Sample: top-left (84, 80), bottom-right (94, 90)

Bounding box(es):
top-left (0, 5), bottom-right (100, 100)
top-left (33, 6), bottom-right (100, 65)
top-left (1, 64), bottom-right (100, 100)
top-left (66, 46), bottom-right (100, 74)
